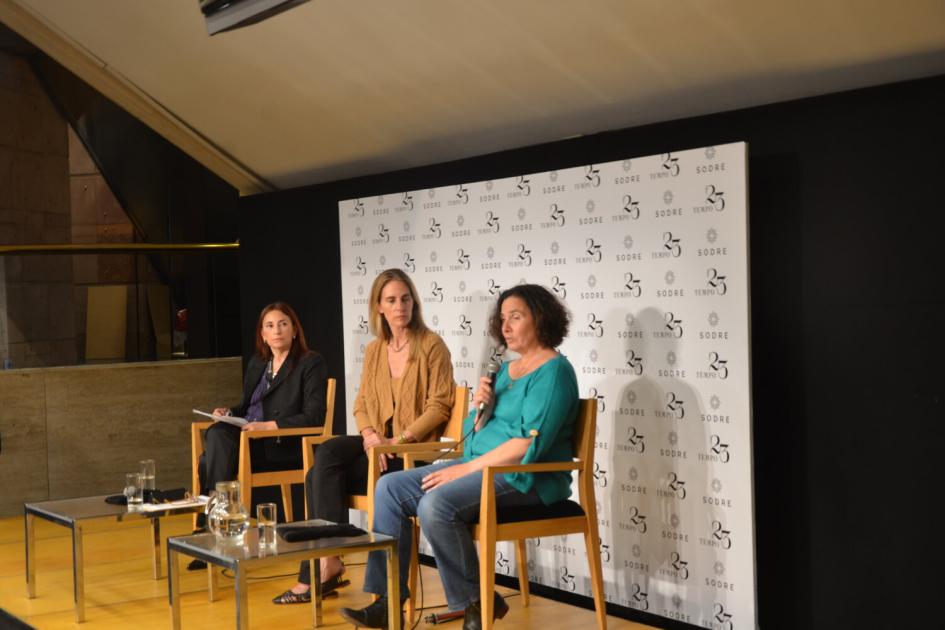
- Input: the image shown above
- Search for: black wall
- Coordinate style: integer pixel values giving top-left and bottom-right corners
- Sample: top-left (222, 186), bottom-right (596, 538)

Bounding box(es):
top-left (239, 75), bottom-right (945, 630)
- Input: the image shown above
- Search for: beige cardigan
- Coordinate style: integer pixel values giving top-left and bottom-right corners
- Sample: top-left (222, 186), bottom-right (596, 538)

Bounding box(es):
top-left (353, 330), bottom-right (455, 442)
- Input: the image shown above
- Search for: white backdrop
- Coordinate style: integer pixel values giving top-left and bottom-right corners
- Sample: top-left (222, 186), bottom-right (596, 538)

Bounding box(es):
top-left (338, 142), bottom-right (755, 629)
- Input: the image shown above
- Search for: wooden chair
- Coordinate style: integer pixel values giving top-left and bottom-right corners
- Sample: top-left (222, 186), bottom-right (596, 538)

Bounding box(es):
top-left (190, 378), bottom-right (336, 526)
top-left (300, 385), bottom-right (469, 527)
top-left (405, 398), bottom-right (606, 630)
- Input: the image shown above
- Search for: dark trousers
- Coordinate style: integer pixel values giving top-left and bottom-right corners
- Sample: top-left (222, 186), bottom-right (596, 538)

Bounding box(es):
top-left (198, 423), bottom-right (300, 522)
top-left (297, 435), bottom-right (405, 585)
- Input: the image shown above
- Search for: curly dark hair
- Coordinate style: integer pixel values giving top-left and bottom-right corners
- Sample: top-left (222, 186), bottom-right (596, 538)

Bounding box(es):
top-left (488, 284), bottom-right (571, 350)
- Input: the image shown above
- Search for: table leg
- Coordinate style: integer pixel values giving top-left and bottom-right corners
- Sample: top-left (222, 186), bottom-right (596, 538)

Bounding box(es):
top-left (207, 563), bottom-right (218, 602)
top-left (168, 548), bottom-right (181, 630)
top-left (387, 542), bottom-right (401, 630)
top-left (151, 517), bottom-right (162, 579)
top-left (235, 565), bottom-right (249, 630)
top-left (25, 512), bottom-right (35, 598)
top-left (311, 557), bottom-right (322, 627)
top-left (72, 523), bottom-right (85, 623)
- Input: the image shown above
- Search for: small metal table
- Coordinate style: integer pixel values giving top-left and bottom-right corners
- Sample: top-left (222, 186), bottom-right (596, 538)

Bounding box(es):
top-left (24, 495), bottom-right (205, 623)
top-left (167, 521), bottom-right (400, 630)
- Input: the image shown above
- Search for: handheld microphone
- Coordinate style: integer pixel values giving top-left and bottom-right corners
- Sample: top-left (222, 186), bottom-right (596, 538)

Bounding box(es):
top-left (476, 360), bottom-right (501, 424)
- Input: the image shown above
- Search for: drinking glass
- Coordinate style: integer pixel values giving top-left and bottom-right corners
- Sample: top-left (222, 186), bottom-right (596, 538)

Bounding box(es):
top-left (124, 473), bottom-right (144, 505)
top-left (257, 502), bottom-right (277, 549)
top-left (139, 459), bottom-right (156, 492)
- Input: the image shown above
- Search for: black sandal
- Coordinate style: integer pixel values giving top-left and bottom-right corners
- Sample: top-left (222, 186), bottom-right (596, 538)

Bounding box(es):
top-left (272, 574), bottom-right (351, 604)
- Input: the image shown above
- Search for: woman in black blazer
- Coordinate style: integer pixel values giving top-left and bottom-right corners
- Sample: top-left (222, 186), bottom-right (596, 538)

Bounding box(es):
top-left (199, 301), bottom-right (328, 499)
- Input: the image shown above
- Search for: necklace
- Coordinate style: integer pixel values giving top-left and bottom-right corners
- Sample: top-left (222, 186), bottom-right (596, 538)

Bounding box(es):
top-left (389, 337), bottom-right (410, 353)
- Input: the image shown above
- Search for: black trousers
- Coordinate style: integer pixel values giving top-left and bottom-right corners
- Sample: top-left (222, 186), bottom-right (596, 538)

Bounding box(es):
top-left (297, 435), bottom-right (405, 585)
top-left (198, 422), bottom-right (300, 507)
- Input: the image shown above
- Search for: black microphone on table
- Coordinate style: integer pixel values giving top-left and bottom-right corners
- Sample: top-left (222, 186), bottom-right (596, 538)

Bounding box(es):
top-left (476, 360), bottom-right (501, 425)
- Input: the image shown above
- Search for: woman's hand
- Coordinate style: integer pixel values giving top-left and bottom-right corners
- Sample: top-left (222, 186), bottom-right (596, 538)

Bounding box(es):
top-left (212, 407), bottom-right (230, 416)
top-left (362, 430), bottom-right (397, 473)
top-left (421, 462), bottom-right (473, 491)
top-left (471, 375), bottom-right (494, 427)
top-left (242, 420), bottom-right (278, 431)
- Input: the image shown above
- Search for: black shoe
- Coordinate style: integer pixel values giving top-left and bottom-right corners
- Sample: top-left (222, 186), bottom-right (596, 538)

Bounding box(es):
top-left (187, 558), bottom-right (207, 571)
top-left (339, 596), bottom-right (405, 629)
top-left (463, 592), bottom-right (510, 630)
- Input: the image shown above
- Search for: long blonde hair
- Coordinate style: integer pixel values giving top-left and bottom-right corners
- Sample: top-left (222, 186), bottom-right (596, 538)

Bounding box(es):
top-left (367, 268), bottom-right (428, 360)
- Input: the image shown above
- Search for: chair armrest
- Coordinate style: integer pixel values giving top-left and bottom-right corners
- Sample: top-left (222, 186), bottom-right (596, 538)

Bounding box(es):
top-left (481, 461), bottom-right (581, 480)
top-left (404, 449), bottom-right (463, 469)
top-left (242, 426), bottom-right (327, 440)
top-left (369, 441), bottom-right (460, 456)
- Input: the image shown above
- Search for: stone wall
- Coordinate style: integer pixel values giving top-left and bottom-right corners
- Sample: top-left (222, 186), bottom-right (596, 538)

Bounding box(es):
top-left (0, 357), bottom-right (242, 516)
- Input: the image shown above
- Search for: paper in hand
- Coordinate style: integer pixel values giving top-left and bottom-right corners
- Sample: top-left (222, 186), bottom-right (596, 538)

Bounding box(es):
top-left (192, 409), bottom-right (249, 427)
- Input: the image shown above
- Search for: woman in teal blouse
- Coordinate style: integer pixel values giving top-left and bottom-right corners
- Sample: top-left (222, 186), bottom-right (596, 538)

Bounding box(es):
top-left (340, 284), bottom-right (578, 630)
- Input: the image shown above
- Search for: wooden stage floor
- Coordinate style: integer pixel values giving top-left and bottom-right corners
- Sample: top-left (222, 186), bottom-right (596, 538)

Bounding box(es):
top-left (0, 512), bottom-right (658, 629)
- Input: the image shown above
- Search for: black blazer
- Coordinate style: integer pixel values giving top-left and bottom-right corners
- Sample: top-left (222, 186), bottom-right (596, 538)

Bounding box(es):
top-left (231, 351), bottom-right (328, 462)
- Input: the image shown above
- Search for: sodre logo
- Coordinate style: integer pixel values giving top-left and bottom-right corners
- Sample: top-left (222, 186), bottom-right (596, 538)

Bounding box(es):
top-left (456, 249), bottom-right (471, 270)
top-left (427, 218), bottom-right (442, 238)
top-left (663, 232), bottom-right (682, 257)
top-left (709, 352), bottom-right (729, 379)
top-left (430, 281), bottom-right (444, 302)
top-left (630, 584), bottom-right (649, 611)
top-left (664, 312), bottom-right (683, 338)
top-left (488, 279), bottom-right (502, 296)
top-left (627, 507), bottom-right (647, 533)
top-left (598, 539), bottom-right (611, 563)
top-left (626, 427), bottom-right (645, 453)
top-left (516, 175), bottom-right (531, 196)
top-left (667, 472), bottom-right (687, 499)
top-left (713, 604), bottom-right (734, 630)
top-left (495, 551), bottom-right (511, 575)
top-left (376, 224), bottom-right (390, 243)
top-left (670, 552), bottom-right (690, 579)
top-left (551, 275), bottom-right (567, 298)
top-left (712, 520), bottom-right (733, 549)
top-left (710, 435), bottom-right (731, 462)
top-left (625, 350), bottom-right (643, 375)
top-left (584, 164), bottom-right (601, 187)
top-left (549, 203), bottom-right (565, 226)
top-left (623, 272), bottom-right (642, 297)
top-left (666, 393), bottom-right (685, 419)
top-left (706, 185), bottom-right (725, 211)
top-left (515, 244), bottom-right (532, 266)
top-left (403, 253), bottom-right (415, 272)
top-left (484, 211), bottom-right (500, 233)
top-left (622, 194), bottom-right (640, 219)
top-left (708, 268), bottom-right (728, 295)
top-left (593, 462), bottom-right (608, 487)
top-left (662, 153), bottom-right (680, 177)
top-left (585, 313), bottom-right (604, 337)
top-left (559, 567), bottom-right (577, 592)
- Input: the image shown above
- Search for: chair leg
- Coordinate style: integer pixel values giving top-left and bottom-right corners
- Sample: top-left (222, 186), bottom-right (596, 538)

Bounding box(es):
top-left (515, 539), bottom-right (530, 607)
top-left (583, 529), bottom-right (607, 630)
top-left (479, 533), bottom-right (496, 630)
top-left (405, 519), bottom-right (420, 624)
top-left (280, 484), bottom-right (294, 522)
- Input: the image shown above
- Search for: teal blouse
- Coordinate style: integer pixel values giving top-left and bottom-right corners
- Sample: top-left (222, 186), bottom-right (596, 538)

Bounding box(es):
top-left (462, 354), bottom-right (579, 505)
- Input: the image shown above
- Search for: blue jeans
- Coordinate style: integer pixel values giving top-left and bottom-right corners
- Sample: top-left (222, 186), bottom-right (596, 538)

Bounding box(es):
top-left (363, 459), bottom-right (543, 610)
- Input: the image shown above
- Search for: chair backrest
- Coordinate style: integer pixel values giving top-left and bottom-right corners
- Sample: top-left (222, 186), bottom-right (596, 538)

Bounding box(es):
top-left (573, 398), bottom-right (598, 509)
top-left (323, 377), bottom-right (337, 434)
top-left (442, 385), bottom-right (470, 441)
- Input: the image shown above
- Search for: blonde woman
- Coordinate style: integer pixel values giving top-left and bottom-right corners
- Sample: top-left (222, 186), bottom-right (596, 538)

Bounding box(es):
top-left (273, 268), bottom-right (454, 604)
